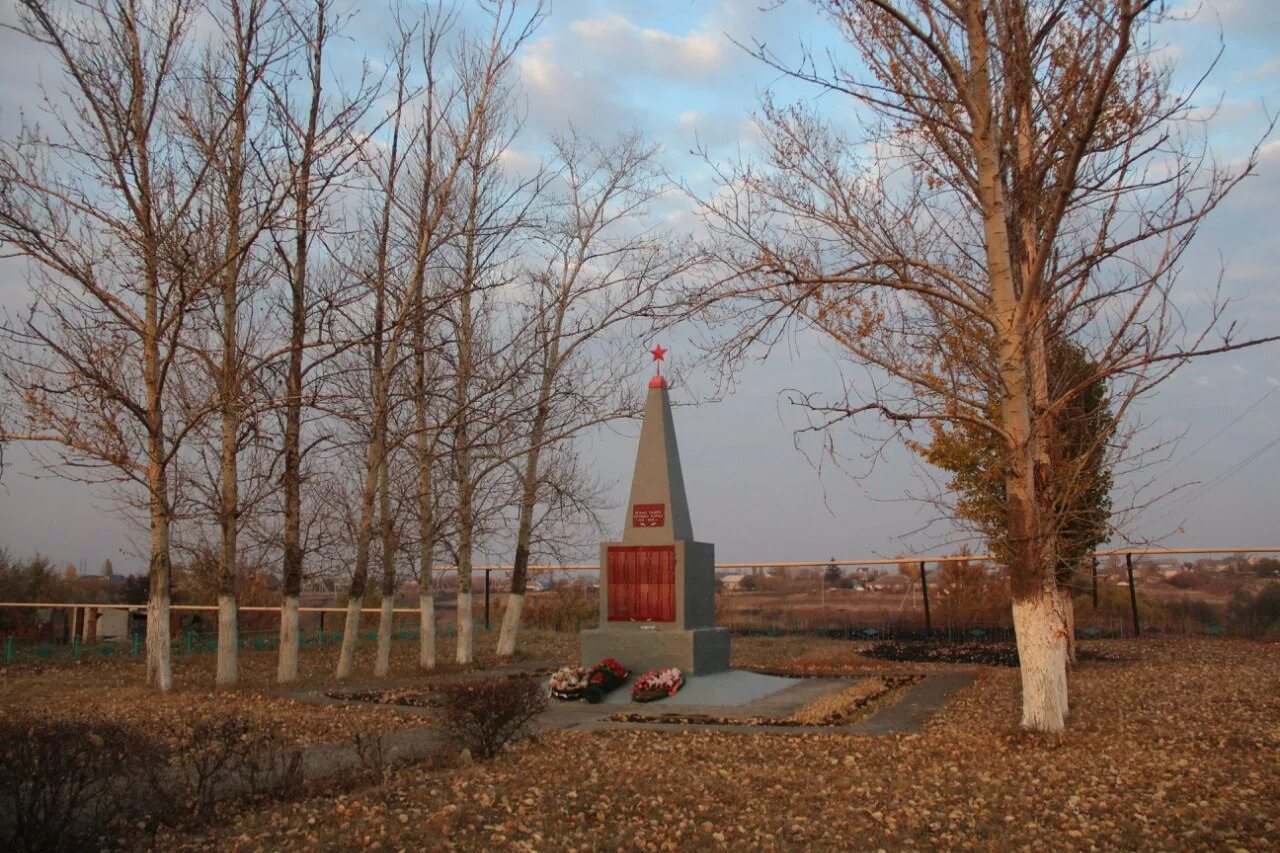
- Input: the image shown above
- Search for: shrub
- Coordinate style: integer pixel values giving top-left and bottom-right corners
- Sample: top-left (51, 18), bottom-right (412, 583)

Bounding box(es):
top-left (933, 564), bottom-right (1011, 626)
top-left (0, 710), bottom-right (307, 850)
top-left (0, 713), bottom-right (166, 851)
top-left (1165, 570), bottom-right (1210, 591)
top-left (351, 731), bottom-right (390, 784)
top-left (155, 711), bottom-right (304, 813)
top-left (1227, 583), bottom-right (1280, 637)
top-left (521, 586), bottom-right (598, 632)
top-left (439, 676), bottom-right (548, 759)
top-left (1158, 596), bottom-right (1222, 634)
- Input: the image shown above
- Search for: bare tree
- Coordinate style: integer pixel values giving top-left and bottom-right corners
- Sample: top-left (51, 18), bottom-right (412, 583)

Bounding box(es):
top-left (0, 0), bottom-right (224, 692)
top-left (395, 5), bottom-right (471, 671)
top-left (439, 47), bottom-right (547, 664)
top-left (495, 129), bottom-right (689, 657)
top-left (330, 1), bottom-right (546, 678)
top-left (332, 47), bottom-right (413, 680)
top-left (175, 0), bottom-right (290, 688)
top-left (692, 0), bottom-right (1276, 732)
top-left (267, 0), bottom-right (378, 683)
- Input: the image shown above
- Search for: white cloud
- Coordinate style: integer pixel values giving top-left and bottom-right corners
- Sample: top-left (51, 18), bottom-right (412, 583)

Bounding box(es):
top-left (1239, 56), bottom-right (1280, 81)
top-left (568, 13), bottom-right (729, 81)
top-left (515, 35), bottom-right (635, 137)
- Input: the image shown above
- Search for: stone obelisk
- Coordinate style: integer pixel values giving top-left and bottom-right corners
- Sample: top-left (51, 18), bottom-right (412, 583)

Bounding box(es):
top-left (579, 345), bottom-right (730, 675)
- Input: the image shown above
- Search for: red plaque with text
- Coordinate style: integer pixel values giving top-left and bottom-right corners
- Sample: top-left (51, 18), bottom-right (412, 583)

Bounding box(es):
top-left (631, 503), bottom-right (665, 528)
top-left (606, 545), bottom-right (676, 622)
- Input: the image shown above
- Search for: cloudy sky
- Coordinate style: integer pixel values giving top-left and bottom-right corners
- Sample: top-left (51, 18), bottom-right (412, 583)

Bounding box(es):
top-left (1, 0), bottom-right (1278, 574)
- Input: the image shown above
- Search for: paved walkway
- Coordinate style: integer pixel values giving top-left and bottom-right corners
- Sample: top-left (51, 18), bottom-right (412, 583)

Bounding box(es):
top-left (279, 668), bottom-right (977, 782)
top-left (564, 671), bottom-right (976, 735)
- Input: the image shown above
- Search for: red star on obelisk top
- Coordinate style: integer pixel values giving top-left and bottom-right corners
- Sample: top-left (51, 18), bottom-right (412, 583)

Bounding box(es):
top-left (648, 344), bottom-right (668, 389)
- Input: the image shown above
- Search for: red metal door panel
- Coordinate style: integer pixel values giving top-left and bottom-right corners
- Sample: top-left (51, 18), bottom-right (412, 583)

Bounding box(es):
top-left (607, 546), bottom-right (675, 622)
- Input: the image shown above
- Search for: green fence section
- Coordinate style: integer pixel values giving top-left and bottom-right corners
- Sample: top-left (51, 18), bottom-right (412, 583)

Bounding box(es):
top-left (2, 618), bottom-right (496, 664)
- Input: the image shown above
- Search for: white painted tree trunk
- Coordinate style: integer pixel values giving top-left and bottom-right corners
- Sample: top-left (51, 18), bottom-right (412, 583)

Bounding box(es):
top-left (277, 595), bottom-right (300, 683)
top-left (419, 595), bottom-right (435, 670)
top-left (336, 599), bottom-right (362, 679)
top-left (147, 593), bottom-right (172, 692)
top-left (496, 593), bottom-right (524, 658)
top-left (375, 597), bottom-right (394, 676)
top-left (216, 594), bottom-right (238, 687)
top-left (456, 591), bottom-right (473, 664)
top-left (1012, 587), bottom-right (1068, 733)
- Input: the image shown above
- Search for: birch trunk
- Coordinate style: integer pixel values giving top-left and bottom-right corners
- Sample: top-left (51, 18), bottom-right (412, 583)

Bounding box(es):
top-left (145, 336), bottom-right (172, 692)
top-left (216, 594), bottom-right (238, 687)
top-left (497, 397), bottom-right (550, 658)
top-left (336, 598), bottom-right (362, 679)
top-left (456, 590), bottom-right (474, 664)
top-left (496, 593), bottom-right (524, 657)
top-left (336, 417), bottom-right (382, 678)
top-left (419, 593), bottom-right (436, 669)
top-left (341, 69), bottom-right (407, 679)
top-left (214, 11), bottom-right (252, 689)
top-left (277, 312), bottom-right (304, 684)
top-left (453, 286), bottom-right (475, 665)
top-left (277, 595), bottom-right (300, 683)
top-left (496, 491), bottom-right (537, 657)
top-left (216, 274), bottom-right (241, 686)
top-left (374, 435), bottom-right (396, 676)
top-left (146, 485), bottom-right (173, 692)
top-left (375, 596), bottom-right (394, 676)
top-left (146, 589), bottom-right (172, 693)
top-left (277, 258), bottom-right (305, 680)
top-left (276, 3), bottom-right (324, 685)
top-left (413, 346), bottom-right (436, 669)
top-left (1059, 586), bottom-right (1077, 666)
top-left (964, 0), bottom-right (1065, 732)
top-left (1012, 584), bottom-right (1068, 731)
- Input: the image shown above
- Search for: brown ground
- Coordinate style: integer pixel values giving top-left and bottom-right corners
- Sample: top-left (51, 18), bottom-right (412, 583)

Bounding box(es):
top-left (126, 636), bottom-right (1280, 851)
top-left (0, 629), bottom-right (577, 746)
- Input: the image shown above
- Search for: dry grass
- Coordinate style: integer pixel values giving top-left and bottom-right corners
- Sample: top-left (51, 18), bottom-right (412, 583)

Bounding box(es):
top-left (136, 636), bottom-right (1279, 850)
top-left (786, 676), bottom-right (889, 724)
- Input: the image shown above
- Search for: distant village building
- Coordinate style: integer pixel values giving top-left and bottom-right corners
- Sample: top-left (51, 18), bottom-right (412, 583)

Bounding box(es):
top-left (720, 574), bottom-right (748, 592)
top-left (871, 574), bottom-right (912, 592)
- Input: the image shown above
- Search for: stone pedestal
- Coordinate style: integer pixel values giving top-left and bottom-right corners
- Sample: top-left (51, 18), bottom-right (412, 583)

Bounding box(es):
top-left (580, 625), bottom-right (729, 675)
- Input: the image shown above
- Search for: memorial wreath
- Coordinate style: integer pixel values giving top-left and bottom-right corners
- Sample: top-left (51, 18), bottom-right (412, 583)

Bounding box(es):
top-left (630, 667), bottom-right (684, 702)
top-left (548, 665), bottom-right (591, 700)
top-left (583, 658), bottom-right (630, 704)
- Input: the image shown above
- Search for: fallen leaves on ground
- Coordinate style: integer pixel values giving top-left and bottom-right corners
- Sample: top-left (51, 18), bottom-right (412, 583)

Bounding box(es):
top-left (0, 629), bottom-right (575, 746)
top-left (787, 676), bottom-right (890, 724)
top-left (140, 636), bottom-right (1279, 851)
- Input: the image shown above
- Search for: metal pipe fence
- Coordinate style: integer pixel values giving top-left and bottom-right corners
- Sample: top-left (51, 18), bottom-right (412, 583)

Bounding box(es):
top-left (2, 546), bottom-right (1275, 663)
top-left (0, 617), bottom-right (498, 665)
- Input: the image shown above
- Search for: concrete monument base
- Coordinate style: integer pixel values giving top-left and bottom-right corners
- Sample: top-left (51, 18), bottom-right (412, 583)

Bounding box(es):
top-left (580, 625), bottom-right (730, 676)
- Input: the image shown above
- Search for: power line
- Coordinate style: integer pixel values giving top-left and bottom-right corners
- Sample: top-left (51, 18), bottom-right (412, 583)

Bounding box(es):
top-left (1145, 432), bottom-right (1280, 528)
top-left (1162, 382), bottom-right (1280, 476)
top-left (1140, 380), bottom-right (1280, 529)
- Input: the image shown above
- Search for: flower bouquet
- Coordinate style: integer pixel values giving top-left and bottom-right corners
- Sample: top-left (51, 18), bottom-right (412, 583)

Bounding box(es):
top-left (548, 665), bottom-right (590, 701)
top-left (583, 658), bottom-right (630, 704)
top-left (630, 667), bottom-right (684, 702)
